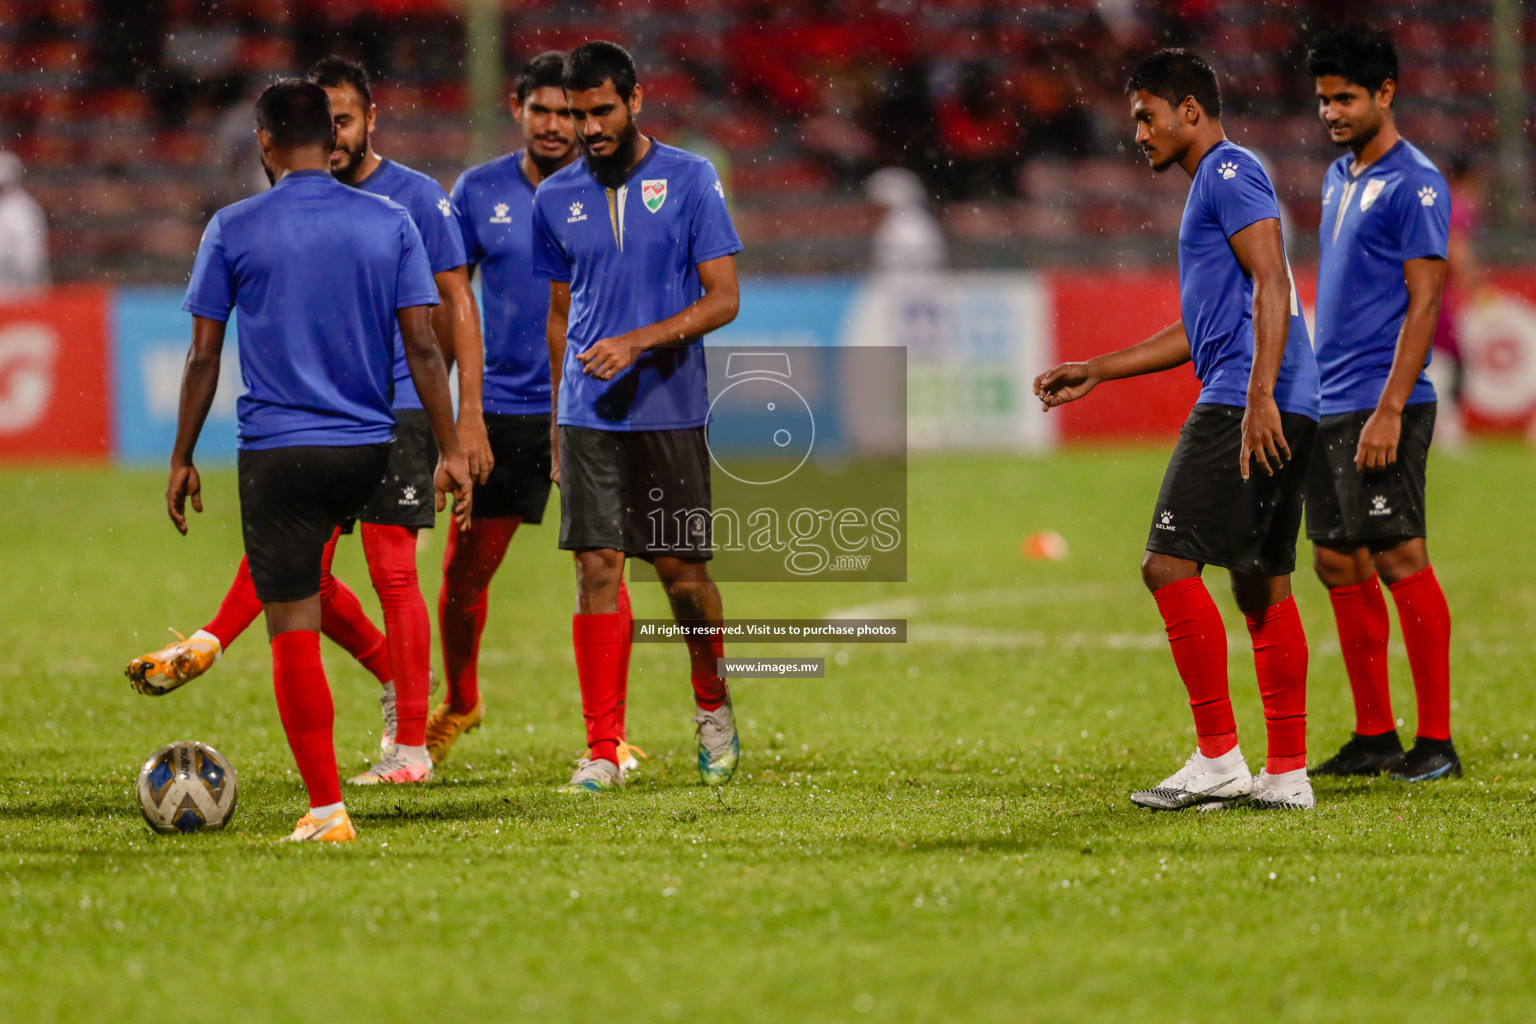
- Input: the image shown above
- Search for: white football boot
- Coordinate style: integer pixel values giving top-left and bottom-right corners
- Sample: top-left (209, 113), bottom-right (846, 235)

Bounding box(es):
top-left (1130, 746), bottom-right (1253, 811)
top-left (1248, 767), bottom-right (1315, 810)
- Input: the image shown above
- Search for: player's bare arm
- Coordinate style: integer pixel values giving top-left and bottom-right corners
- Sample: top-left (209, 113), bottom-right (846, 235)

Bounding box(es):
top-left (577, 254), bottom-right (740, 381)
top-left (399, 303), bottom-right (473, 527)
top-left (166, 315), bottom-right (227, 535)
top-left (1033, 321), bottom-right (1192, 410)
top-left (1356, 256), bottom-right (1445, 471)
top-left (1228, 216), bottom-right (1292, 480)
top-left (431, 264), bottom-right (494, 483)
top-left (546, 280), bottom-right (571, 484)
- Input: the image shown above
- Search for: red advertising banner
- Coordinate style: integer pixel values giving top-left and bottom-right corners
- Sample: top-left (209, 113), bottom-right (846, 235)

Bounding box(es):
top-left (0, 285), bottom-right (111, 462)
top-left (1048, 271), bottom-right (1200, 443)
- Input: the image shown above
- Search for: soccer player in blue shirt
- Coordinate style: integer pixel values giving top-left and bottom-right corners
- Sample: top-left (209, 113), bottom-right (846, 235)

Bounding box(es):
top-left (168, 81), bottom-right (471, 842)
top-left (1304, 25), bottom-right (1458, 782)
top-left (1035, 50), bottom-right (1322, 811)
top-left (428, 52), bottom-right (607, 764)
top-left (532, 41), bottom-right (743, 793)
top-left (129, 59), bottom-right (489, 787)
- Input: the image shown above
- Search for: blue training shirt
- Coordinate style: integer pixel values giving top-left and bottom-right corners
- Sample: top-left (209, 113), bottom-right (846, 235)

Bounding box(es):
top-left (182, 169), bottom-right (439, 451)
top-left (451, 151), bottom-right (551, 416)
top-left (1178, 140), bottom-right (1319, 419)
top-left (355, 157), bottom-right (468, 411)
top-left (531, 140), bottom-right (743, 431)
top-left (1314, 139), bottom-right (1449, 415)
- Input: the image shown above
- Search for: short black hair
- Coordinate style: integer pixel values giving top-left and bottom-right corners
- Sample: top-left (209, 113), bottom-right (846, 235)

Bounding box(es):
top-left (1126, 49), bottom-right (1222, 119)
top-left (254, 79), bottom-right (335, 150)
top-left (564, 40), bottom-right (637, 99)
top-left (308, 55), bottom-right (373, 109)
top-left (517, 51), bottom-right (567, 106)
top-left (1306, 24), bottom-right (1398, 95)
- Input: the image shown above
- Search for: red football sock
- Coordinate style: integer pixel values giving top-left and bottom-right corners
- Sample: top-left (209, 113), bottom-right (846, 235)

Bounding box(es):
top-left (270, 630), bottom-right (341, 808)
top-left (1152, 577), bottom-right (1236, 757)
top-left (616, 578), bottom-right (633, 739)
top-left (316, 527), bottom-right (391, 686)
top-left (685, 626), bottom-right (728, 711)
top-left (1246, 595), bottom-right (1308, 774)
top-left (361, 524), bottom-right (430, 747)
top-left (573, 612), bottom-right (625, 765)
top-left (1388, 566), bottom-right (1452, 741)
top-left (1327, 577), bottom-right (1394, 736)
top-left (439, 517), bottom-right (520, 714)
top-left (203, 559), bottom-right (263, 651)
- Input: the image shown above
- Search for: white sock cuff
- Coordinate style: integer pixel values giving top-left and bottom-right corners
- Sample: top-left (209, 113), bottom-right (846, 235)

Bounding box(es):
top-left (309, 801), bottom-right (345, 819)
top-left (191, 629), bottom-right (223, 659)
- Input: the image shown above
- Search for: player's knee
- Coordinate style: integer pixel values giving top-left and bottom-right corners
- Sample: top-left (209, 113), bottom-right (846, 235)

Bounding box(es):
top-left (1140, 552), bottom-right (1179, 593)
top-left (1373, 539), bottom-right (1429, 585)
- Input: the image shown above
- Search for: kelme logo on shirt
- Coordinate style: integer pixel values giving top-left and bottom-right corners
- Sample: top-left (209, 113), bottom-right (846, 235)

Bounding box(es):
top-left (1418, 186), bottom-right (1438, 207)
top-left (1360, 179), bottom-right (1386, 211)
top-left (490, 202), bottom-right (512, 224)
top-left (437, 197), bottom-right (452, 217)
top-left (567, 201), bottom-right (587, 223)
top-left (1156, 510), bottom-right (1175, 531)
top-left (641, 179), bottom-right (667, 213)
top-left (1217, 161), bottom-right (1237, 180)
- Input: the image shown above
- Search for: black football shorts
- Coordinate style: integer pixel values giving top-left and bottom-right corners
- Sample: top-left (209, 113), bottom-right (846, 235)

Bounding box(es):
top-left (1145, 403), bottom-right (1318, 576)
top-left (238, 443), bottom-right (391, 603)
top-left (475, 413), bottom-right (553, 522)
top-left (1305, 402), bottom-right (1435, 546)
top-left (558, 425), bottom-right (712, 561)
top-left (356, 409), bottom-right (437, 529)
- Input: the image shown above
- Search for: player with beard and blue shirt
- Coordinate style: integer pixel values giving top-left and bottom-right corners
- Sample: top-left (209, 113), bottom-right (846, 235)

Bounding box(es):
top-left (1035, 50), bottom-right (1322, 812)
top-left (166, 81), bottom-right (471, 842)
top-left (1304, 25), bottom-right (1458, 783)
top-left (531, 41), bottom-right (743, 794)
top-left (429, 51), bottom-right (653, 770)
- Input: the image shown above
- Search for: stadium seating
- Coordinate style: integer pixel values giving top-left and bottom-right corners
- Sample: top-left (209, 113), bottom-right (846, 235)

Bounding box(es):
top-left (0, 0), bottom-right (1519, 280)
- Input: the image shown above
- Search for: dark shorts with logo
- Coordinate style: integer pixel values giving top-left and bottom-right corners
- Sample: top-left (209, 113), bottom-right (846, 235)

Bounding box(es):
top-left (355, 409), bottom-right (437, 529)
top-left (238, 443), bottom-right (391, 604)
top-left (558, 425), bottom-right (712, 561)
top-left (1145, 403), bottom-right (1318, 576)
top-left (476, 413), bottom-right (553, 523)
top-left (1305, 402), bottom-right (1435, 546)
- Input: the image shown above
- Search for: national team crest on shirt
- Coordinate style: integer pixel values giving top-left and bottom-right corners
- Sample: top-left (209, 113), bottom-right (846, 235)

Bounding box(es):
top-left (641, 179), bottom-right (667, 213)
top-left (1359, 178), bottom-right (1386, 212)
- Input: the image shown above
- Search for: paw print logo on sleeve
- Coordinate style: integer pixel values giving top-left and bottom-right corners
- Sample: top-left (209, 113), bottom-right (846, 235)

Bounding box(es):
top-left (1218, 161), bottom-right (1237, 180)
top-left (1418, 186), bottom-right (1438, 207)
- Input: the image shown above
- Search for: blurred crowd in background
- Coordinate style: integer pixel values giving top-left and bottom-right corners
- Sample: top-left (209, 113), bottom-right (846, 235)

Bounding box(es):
top-left (0, 0), bottom-right (1524, 281)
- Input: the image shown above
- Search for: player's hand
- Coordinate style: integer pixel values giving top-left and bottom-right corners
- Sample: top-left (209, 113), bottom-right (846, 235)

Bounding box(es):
top-left (549, 421), bottom-right (561, 485)
top-left (1032, 362), bottom-right (1098, 410)
top-left (1239, 395), bottom-right (1290, 481)
top-left (1355, 407), bottom-right (1401, 472)
top-left (166, 462), bottom-right (202, 535)
top-left (458, 409), bottom-right (494, 484)
top-left (576, 335), bottom-right (638, 381)
top-left (434, 452), bottom-right (474, 531)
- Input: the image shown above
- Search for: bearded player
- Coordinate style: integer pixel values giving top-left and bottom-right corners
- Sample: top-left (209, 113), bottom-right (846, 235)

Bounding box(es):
top-left (1304, 25), bottom-right (1458, 782)
top-left (129, 56), bottom-right (490, 787)
top-left (1035, 50), bottom-right (1321, 810)
top-left (532, 41), bottom-right (742, 793)
top-left (170, 80), bottom-right (470, 841)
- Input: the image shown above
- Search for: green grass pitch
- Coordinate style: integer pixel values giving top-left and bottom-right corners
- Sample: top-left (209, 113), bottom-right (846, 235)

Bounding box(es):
top-left (3, 446), bottom-right (1535, 1022)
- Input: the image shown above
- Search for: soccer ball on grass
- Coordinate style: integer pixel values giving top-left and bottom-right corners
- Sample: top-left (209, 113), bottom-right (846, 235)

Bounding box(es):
top-left (136, 740), bottom-right (238, 834)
